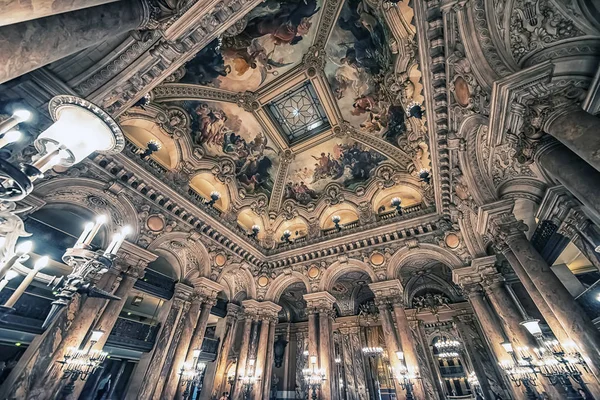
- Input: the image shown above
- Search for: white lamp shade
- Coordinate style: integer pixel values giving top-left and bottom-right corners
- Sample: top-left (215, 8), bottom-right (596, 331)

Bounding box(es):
top-left (193, 349), bottom-right (201, 358)
top-left (520, 319), bottom-right (542, 336)
top-left (501, 342), bottom-right (514, 353)
top-left (90, 330), bottom-right (104, 342)
top-left (35, 96), bottom-right (124, 167)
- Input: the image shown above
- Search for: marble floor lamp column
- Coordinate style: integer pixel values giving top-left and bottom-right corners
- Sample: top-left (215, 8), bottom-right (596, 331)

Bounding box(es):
top-left (262, 315), bottom-right (279, 400)
top-left (0, 0), bottom-right (122, 27)
top-left (211, 304), bottom-right (241, 398)
top-left (231, 306), bottom-right (255, 400)
top-left (130, 283), bottom-right (193, 400)
top-left (0, 0), bottom-right (149, 84)
top-left (252, 302), bottom-right (281, 400)
top-left (160, 292), bottom-right (203, 400)
top-left (305, 292), bottom-right (337, 400)
top-left (480, 201), bottom-right (600, 384)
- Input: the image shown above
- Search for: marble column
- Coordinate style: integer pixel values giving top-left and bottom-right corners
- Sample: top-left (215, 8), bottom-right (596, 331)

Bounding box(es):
top-left (306, 308), bottom-right (319, 359)
top-left (250, 301), bottom-right (281, 399)
top-left (372, 297), bottom-right (405, 399)
top-left (125, 290), bottom-right (188, 400)
top-left (66, 264), bottom-right (146, 400)
top-left (483, 204), bottom-right (600, 384)
top-left (160, 292), bottom-right (203, 400)
top-left (0, 0), bottom-right (121, 27)
top-left (305, 292), bottom-right (337, 400)
top-left (544, 108), bottom-right (600, 174)
top-left (535, 141), bottom-right (600, 221)
top-left (369, 280), bottom-right (426, 400)
top-left (262, 317), bottom-right (278, 400)
top-left (0, 0), bottom-right (148, 84)
top-left (211, 304), bottom-right (241, 398)
top-left (232, 310), bottom-right (254, 400)
top-left (0, 269), bottom-right (121, 400)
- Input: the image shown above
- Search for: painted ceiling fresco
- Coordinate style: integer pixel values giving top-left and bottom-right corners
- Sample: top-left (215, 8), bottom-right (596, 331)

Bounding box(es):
top-left (284, 138), bottom-right (386, 205)
top-left (324, 0), bottom-right (405, 145)
top-left (151, 0), bottom-right (431, 249)
top-left (180, 100), bottom-right (281, 197)
top-left (180, 0), bottom-right (323, 91)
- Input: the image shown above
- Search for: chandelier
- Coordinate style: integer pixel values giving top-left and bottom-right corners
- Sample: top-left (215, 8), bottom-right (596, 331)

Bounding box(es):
top-left (434, 337), bottom-right (461, 359)
top-left (302, 356), bottom-right (326, 400)
top-left (58, 330), bottom-right (108, 394)
top-left (179, 350), bottom-right (207, 399)
top-left (362, 346), bottom-right (384, 356)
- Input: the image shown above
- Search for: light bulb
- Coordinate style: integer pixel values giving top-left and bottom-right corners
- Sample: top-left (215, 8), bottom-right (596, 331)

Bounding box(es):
top-left (16, 241), bottom-right (33, 255)
top-left (3, 130), bottom-right (21, 143)
top-left (12, 109), bottom-right (32, 123)
top-left (34, 256), bottom-right (49, 270)
top-left (96, 215), bottom-right (107, 224)
top-left (120, 225), bottom-right (132, 237)
top-left (5, 270), bottom-right (18, 280)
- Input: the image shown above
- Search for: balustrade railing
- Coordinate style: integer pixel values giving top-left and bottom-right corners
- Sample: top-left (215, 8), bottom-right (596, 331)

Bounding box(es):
top-left (107, 318), bottom-right (160, 352)
top-left (134, 268), bottom-right (176, 300)
top-left (0, 289), bottom-right (53, 333)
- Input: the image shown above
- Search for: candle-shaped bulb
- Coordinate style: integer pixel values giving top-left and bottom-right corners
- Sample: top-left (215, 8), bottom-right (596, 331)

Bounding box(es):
top-left (16, 241), bottom-right (33, 255)
top-left (12, 110), bottom-right (31, 123)
top-left (34, 256), bottom-right (49, 271)
top-left (120, 225), bottom-right (132, 238)
top-left (83, 215), bottom-right (106, 245)
top-left (76, 222), bottom-right (95, 246)
top-left (104, 233), bottom-right (121, 257)
top-left (5, 270), bottom-right (18, 281)
top-left (0, 130), bottom-right (22, 148)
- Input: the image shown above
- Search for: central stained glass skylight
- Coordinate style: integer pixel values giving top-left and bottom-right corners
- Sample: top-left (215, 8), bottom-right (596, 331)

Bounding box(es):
top-left (266, 81), bottom-right (330, 145)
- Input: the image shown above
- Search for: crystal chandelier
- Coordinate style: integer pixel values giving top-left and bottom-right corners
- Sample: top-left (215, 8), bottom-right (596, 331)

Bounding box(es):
top-left (58, 330), bottom-right (108, 394)
top-left (362, 346), bottom-right (384, 356)
top-left (434, 337), bottom-right (461, 359)
top-left (302, 356), bottom-right (326, 400)
top-left (179, 350), bottom-right (207, 399)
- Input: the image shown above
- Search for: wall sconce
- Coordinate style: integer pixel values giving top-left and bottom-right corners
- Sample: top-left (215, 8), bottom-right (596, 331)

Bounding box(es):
top-left (332, 215), bottom-right (342, 232)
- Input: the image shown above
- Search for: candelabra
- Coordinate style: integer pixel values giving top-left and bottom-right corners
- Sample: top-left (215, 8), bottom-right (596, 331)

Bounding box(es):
top-left (206, 191), bottom-right (220, 207)
top-left (391, 197), bottom-right (403, 215)
top-left (499, 342), bottom-right (540, 400)
top-left (248, 225), bottom-right (260, 239)
top-left (303, 356), bottom-right (326, 400)
top-left (332, 215), bottom-right (342, 232)
top-left (180, 350), bottom-right (207, 399)
top-left (520, 319), bottom-right (590, 399)
top-left (238, 359), bottom-right (259, 400)
top-left (394, 351), bottom-right (416, 400)
top-left (42, 217), bottom-right (131, 328)
top-left (57, 330), bottom-right (108, 396)
top-left (281, 230), bottom-right (292, 244)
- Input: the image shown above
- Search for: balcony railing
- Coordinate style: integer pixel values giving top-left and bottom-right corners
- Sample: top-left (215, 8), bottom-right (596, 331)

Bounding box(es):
top-left (134, 268), bottom-right (176, 300)
top-left (0, 290), bottom-right (53, 334)
top-left (107, 318), bottom-right (160, 352)
top-left (198, 337), bottom-right (220, 362)
top-left (439, 365), bottom-right (465, 376)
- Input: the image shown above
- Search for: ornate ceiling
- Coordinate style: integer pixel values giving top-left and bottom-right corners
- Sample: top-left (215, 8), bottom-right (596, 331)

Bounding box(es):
top-left (121, 0), bottom-right (435, 252)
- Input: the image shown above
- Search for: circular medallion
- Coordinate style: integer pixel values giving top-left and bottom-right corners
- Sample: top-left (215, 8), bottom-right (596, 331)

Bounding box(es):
top-left (215, 253), bottom-right (227, 267)
top-left (445, 233), bottom-right (460, 249)
top-left (307, 266), bottom-right (320, 279)
top-left (370, 252), bottom-right (385, 266)
top-left (453, 77), bottom-right (471, 107)
top-left (146, 215), bottom-right (164, 232)
top-left (258, 276), bottom-right (269, 287)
